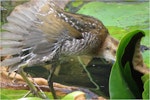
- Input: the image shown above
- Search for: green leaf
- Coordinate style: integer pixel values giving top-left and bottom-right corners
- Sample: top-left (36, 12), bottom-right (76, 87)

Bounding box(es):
top-left (109, 30), bottom-right (145, 99)
top-left (1, 89), bottom-right (54, 99)
top-left (142, 78), bottom-right (150, 99)
top-left (142, 51), bottom-right (150, 67)
top-left (109, 62), bottom-right (135, 99)
top-left (141, 74), bottom-right (149, 83)
top-left (141, 74), bottom-right (149, 99)
top-left (123, 62), bottom-right (141, 97)
top-left (61, 91), bottom-right (85, 100)
top-left (72, 0), bottom-right (83, 7)
top-left (0, 93), bottom-right (10, 99)
top-left (18, 97), bottom-right (42, 100)
top-left (1, 89), bottom-right (31, 99)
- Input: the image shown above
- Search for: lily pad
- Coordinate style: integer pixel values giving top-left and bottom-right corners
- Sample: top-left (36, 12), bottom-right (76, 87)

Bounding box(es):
top-left (77, 2), bottom-right (149, 28)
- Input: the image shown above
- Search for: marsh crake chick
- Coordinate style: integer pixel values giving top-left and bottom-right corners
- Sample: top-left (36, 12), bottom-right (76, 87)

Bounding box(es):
top-left (0, 0), bottom-right (119, 98)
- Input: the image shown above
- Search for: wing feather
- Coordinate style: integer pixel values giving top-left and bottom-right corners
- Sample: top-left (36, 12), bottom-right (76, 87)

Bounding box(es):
top-left (1, 57), bottom-right (21, 66)
top-left (1, 48), bottom-right (22, 56)
top-left (0, 0), bottom-right (82, 68)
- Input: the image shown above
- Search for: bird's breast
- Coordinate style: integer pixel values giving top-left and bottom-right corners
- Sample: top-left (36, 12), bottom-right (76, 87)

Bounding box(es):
top-left (60, 32), bottom-right (100, 56)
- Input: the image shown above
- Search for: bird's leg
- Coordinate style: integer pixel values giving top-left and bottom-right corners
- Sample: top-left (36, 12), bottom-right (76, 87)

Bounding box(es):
top-left (18, 65), bottom-right (47, 99)
top-left (47, 64), bottom-right (57, 99)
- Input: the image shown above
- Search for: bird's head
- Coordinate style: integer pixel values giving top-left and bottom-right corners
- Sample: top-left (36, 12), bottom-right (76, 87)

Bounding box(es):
top-left (98, 35), bottom-right (119, 62)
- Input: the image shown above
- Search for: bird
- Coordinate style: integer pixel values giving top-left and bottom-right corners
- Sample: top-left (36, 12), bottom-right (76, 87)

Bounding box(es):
top-left (0, 0), bottom-right (119, 99)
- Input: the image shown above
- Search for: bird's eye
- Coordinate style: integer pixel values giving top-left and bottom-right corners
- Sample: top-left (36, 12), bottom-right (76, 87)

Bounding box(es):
top-left (106, 47), bottom-right (110, 50)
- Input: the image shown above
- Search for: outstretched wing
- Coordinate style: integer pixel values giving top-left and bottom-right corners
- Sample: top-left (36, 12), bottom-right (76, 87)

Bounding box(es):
top-left (0, 0), bottom-right (82, 71)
